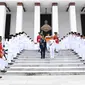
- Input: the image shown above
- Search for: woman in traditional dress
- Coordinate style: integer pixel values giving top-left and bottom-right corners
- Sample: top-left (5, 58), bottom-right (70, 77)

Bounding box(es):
top-left (0, 36), bottom-right (7, 72)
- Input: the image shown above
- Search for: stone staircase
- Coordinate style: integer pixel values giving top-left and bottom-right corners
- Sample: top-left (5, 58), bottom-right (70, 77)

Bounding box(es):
top-left (2, 50), bottom-right (85, 75)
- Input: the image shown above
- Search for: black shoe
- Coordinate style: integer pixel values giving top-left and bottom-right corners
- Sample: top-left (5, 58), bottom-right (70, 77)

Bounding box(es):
top-left (78, 57), bottom-right (82, 59)
top-left (73, 52), bottom-right (75, 53)
top-left (74, 53), bottom-right (77, 55)
top-left (80, 60), bottom-right (85, 62)
top-left (8, 63), bottom-right (13, 65)
top-left (71, 50), bottom-right (74, 51)
top-left (1, 70), bottom-right (7, 73)
top-left (13, 57), bottom-right (18, 59)
top-left (11, 60), bottom-right (15, 62)
top-left (5, 66), bottom-right (10, 68)
top-left (42, 57), bottom-right (45, 59)
top-left (38, 50), bottom-right (40, 52)
top-left (41, 57), bottom-right (44, 59)
top-left (55, 51), bottom-right (58, 53)
top-left (17, 53), bottom-right (20, 55)
top-left (0, 76), bottom-right (2, 78)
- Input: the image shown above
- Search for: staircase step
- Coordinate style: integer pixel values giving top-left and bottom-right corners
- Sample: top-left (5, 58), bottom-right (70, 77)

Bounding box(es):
top-left (10, 64), bottom-right (85, 67)
top-left (10, 66), bottom-right (85, 69)
top-left (8, 67), bottom-right (85, 71)
top-left (13, 63), bottom-right (84, 66)
top-left (18, 57), bottom-right (79, 60)
top-left (16, 58), bottom-right (79, 60)
top-left (6, 70), bottom-right (85, 73)
top-left (18, 56), bottom-right (78, 58)
top-left (17, 58), bottom-right (79, 60)
top-left (14, 61), bottom-right (83, 65)
top-left (15, 60), bottom-right (81, 63)
top-left (5, 70), bottom-right (85, 75)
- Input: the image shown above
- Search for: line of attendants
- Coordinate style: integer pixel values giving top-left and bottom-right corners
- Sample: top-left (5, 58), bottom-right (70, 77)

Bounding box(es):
top-left (0, 31), bottom-right (36, 73)
top-left (59, 32), bottom-right (85, 62)
top-left (0, 31), bottom-right (85, 74)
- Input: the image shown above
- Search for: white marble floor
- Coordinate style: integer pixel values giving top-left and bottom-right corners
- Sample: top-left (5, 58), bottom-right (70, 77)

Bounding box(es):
top-left (0, 75), bottom-right (85, 85)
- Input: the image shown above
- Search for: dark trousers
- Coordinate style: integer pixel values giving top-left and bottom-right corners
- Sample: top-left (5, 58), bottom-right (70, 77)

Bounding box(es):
top-left (41, 48), bottom-right (45, 58)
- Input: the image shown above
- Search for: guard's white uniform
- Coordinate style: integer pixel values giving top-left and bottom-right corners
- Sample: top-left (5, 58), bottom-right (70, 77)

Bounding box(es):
top-left (82, 39), bottom-right (85, 60)
top-left (34, 42), bottom-right (39, 50)
top-left (49, 39), bottom-right (55, 58)
top-left (7, 38), bottom-right (13, 63)
top-left (0, 58), bottom-right (7, 70)
top-left (59, 37), bottom-right (68, 50)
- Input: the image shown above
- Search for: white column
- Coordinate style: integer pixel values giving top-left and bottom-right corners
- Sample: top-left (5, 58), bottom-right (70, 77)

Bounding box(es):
top-left (69, 3), bottom-right (77, 32)
top-left (16, 2), bottom-right (23, 33)
top-left (0, 3), bottom-right (6, 38)
top-left (34, 3), bottom-right (40, 42)
top-left (52, 3), bottom-right (59, 35)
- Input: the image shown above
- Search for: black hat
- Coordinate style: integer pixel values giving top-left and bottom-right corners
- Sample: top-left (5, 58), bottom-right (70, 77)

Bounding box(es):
top-left (80, 35), bottom-right (83, 37)
top-left (70, 31), bottom-right (73, 34)
top-left (77, 33), bottom-right (80, 35)
top-left (54, 32), bottom-right (57, 34)
top-left (0, 36), bottom-right (2, 41)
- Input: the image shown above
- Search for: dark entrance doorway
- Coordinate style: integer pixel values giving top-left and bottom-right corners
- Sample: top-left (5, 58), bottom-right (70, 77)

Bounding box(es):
top-left (81, 14), bottom-right (85, 36)
top-left (40, 14), bottom-right (52, 36)
top-left (5, 14), bottom-right (11, 39)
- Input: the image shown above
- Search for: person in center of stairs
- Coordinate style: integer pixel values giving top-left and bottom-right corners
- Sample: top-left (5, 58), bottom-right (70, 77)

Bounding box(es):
top-left (40, 35), bottom-right (46, 59)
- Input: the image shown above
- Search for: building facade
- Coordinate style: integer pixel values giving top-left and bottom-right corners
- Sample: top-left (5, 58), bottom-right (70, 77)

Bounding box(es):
top-left (0, 0), bottom-right (85, 42)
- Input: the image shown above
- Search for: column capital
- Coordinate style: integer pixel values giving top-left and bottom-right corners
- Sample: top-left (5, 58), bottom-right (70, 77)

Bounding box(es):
top-left (66, 2), bottom-right (75, 12)
top-left (0, 2), bottom-right (11, 12)
top-left (52, 3), bottom-right (58, 6)
top-left (69, 2), bottom-right (75, 6)
top-left (17, 2), bottom-right (23, 6)
top-left (0, 2), bottom-right (6, 6)
top-left (17, 2), bottom-right (26, 12)
top-left (35, 3), bottom-right (40, 6)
